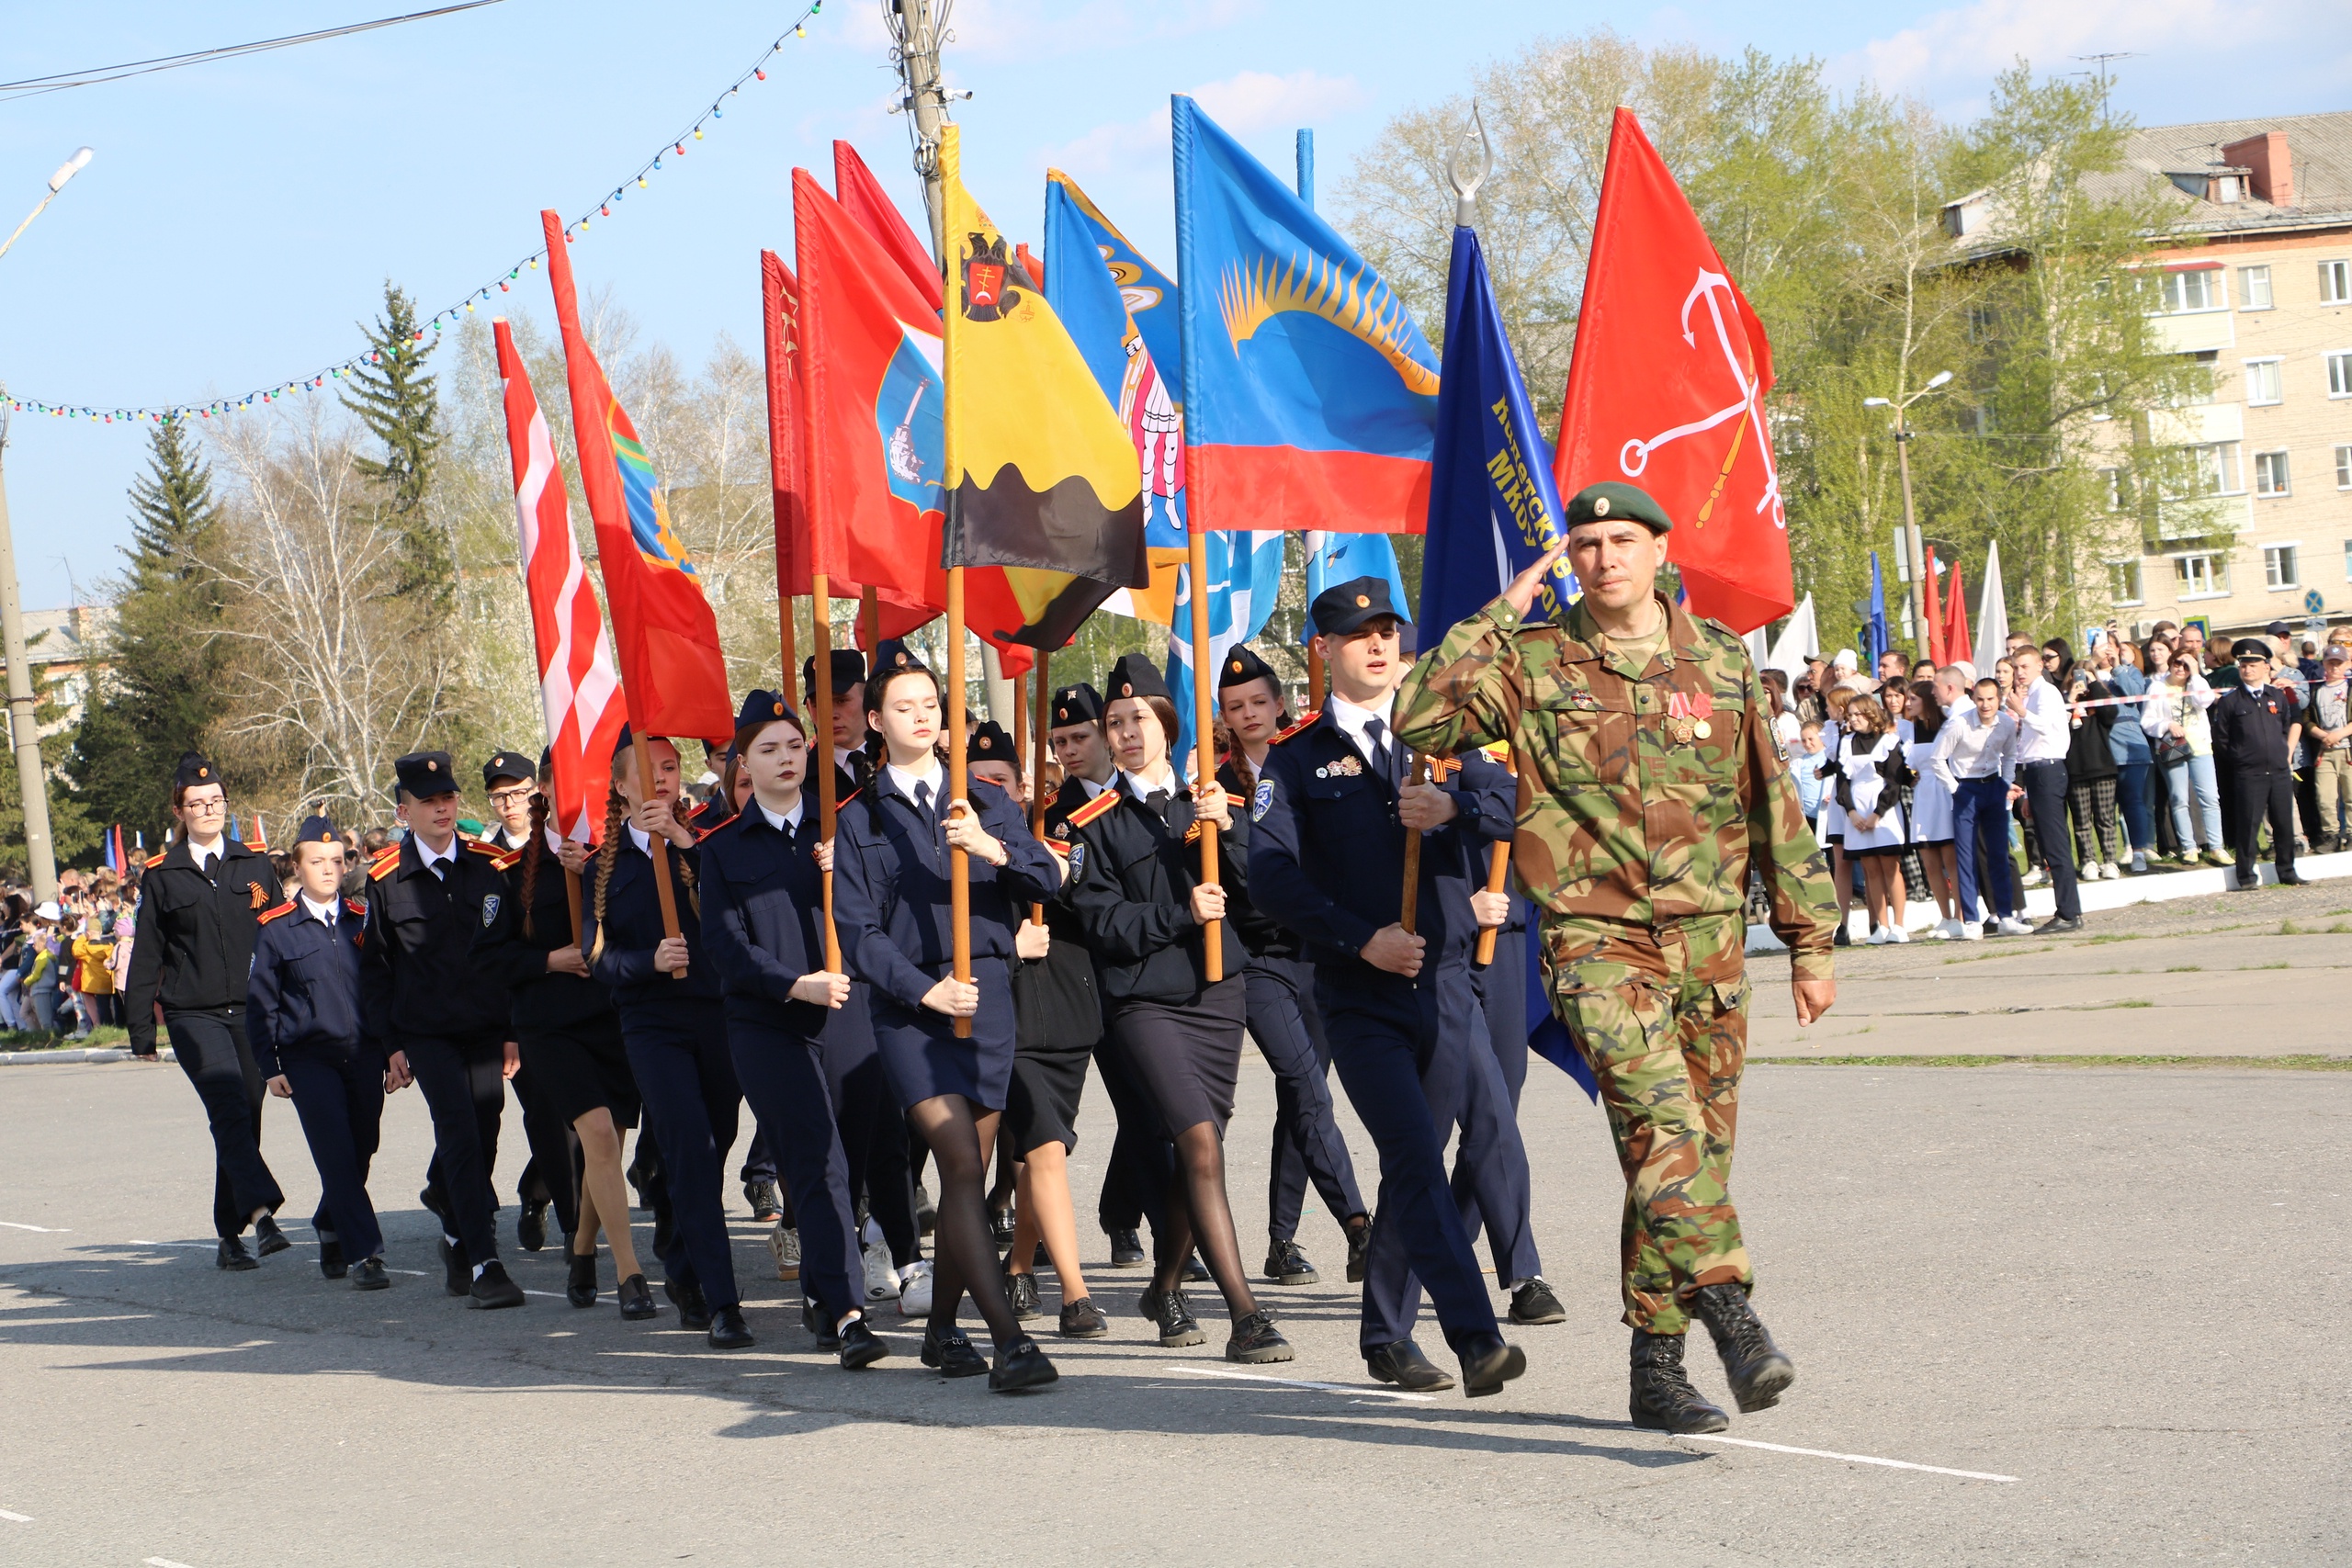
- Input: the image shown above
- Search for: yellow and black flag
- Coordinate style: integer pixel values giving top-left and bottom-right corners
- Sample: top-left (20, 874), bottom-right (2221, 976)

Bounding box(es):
top-left (941, 123), bottom-right (1147, 649)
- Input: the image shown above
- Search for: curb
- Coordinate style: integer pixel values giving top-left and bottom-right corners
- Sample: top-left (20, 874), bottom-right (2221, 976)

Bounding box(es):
top-left (0, 1045), bottom-right (175, 1066)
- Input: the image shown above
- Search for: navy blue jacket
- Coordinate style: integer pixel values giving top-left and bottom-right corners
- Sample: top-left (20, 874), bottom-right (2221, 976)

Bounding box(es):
top-left (831, 768), bottom-right (1060, 1013)
top-left (245, 896), bottom-right (372, 1077)
top-left (492, 834), bottom-right (618, 1035)
top-left (1249, 699), bottom-right (1515, 971)
top-left (697, 799), bottom-right (876, 1052)
top-left (1062, 774), bottom-right (1249, 1005)
top-left (583, 830), bottom-right (722, 1010)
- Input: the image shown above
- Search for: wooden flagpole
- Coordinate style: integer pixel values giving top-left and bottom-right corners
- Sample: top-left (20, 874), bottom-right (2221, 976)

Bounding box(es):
top-left (810, 579), bottom-right (842, 970)
top-left (1473, 751), bottom-right (1516, 965)
top-left (946, 567), bottom-right (973, 1038)
top-left (1029, 648), bottom-right (1051, 925)
top-left (1398, 752), bottom-right (1427, 934)
top-left (628, 728), bottom-right (686, 977)
top-left (1186, 526), bottom-right (1222, 981)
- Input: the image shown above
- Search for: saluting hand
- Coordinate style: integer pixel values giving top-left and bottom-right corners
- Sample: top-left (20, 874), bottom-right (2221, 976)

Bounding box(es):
top-left (942, 804), bottom-right (1008, 867)
top-left (922, 976), bottom-right (981, 1018)
top-left (654, 935), bottom-right (691, 976)
top-left (266, 1074), bottom-right (293, 1099)
top-left (1503, 536), bottom-right (1571, 621)
top-left (1361, 924), bottom-right (1425, 976)
top-left (792, 970), bottom-right (853, 1009)
top-left (1397, 779), bottom-right (1458, 831)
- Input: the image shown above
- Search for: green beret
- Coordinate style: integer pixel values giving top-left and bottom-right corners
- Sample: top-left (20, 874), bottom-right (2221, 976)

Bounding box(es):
top-left (1564, 481), bottom-right (1671, 536)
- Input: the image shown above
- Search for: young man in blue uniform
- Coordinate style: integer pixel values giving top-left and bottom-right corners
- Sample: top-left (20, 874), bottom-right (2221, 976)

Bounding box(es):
top-left (1248, 577), bottom-right (1538, 1397)
top-left (249, 816), bottom-right (396, 1291)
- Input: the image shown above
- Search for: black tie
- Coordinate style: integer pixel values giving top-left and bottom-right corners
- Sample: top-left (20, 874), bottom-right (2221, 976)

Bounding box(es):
top-left (1141, 787), bottom-right (1171, 820)
top-left (1363, 717), bottom-right (1399, 789)
top-left (913, 780), bottom-right (937, 828)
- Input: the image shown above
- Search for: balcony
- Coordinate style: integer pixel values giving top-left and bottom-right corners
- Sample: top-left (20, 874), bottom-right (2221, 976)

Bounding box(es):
top-left (2148, 310), bottom-right (2235, 355)
top-left (2147, 402), bottom-right (2244, 446)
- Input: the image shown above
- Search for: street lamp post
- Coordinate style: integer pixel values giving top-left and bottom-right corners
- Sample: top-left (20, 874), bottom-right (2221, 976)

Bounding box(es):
top-left (1865, 370), bottom-right (1953, 658)
top-left (0, 146), bottom-right (96, 903)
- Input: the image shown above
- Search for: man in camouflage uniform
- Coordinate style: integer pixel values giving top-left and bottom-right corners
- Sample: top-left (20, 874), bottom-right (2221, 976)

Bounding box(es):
top-left (1396, 479), bottom-right (1838, 1436)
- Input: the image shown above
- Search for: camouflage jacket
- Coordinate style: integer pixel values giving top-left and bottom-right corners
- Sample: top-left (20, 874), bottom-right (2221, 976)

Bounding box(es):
top-left (1394, 592), bottom-right (1836, 982)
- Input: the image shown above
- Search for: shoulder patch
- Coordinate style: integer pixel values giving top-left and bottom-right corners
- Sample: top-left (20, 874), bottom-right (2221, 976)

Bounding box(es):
top-left (144, 851), bottom-right (167, 869)
top-left (368, 853), bottom-right (400, 883)
top-left (1067, 789), bottom-right (1119, 829)
top-left (256, 901), bottom-right (298, 925)
top-left (344, 897), bottom-right (368, 917)
top-left (464, 839), bottom-right (503, 857)
top-left (492, 848), bottom-right (523, 871)
top-left (1251, 778), bottom-right (1273, 821)
top-left (1272, 716), bottom-right (1318, 746)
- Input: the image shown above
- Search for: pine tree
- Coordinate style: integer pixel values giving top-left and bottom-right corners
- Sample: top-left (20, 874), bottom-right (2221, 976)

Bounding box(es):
top-left (342, 279), bottom-right (453, 615)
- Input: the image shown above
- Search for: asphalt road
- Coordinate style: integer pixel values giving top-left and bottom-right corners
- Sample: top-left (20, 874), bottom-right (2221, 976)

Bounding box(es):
top-left (2, 1016), bottom-right (2346, 1564)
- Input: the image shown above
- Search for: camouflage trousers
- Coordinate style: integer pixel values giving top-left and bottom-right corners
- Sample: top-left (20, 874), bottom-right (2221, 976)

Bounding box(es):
top-left (1545, 913), bottom-right (1752, 1335)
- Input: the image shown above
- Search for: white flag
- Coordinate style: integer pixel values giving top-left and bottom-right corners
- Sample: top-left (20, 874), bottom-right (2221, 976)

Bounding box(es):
top-left (1973, 541), bottom-right (2010, 677)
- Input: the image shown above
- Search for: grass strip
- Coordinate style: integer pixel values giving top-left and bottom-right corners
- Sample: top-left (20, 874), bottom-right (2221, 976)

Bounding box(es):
top-left (1754, 1054), bottom-right (2352, 1071)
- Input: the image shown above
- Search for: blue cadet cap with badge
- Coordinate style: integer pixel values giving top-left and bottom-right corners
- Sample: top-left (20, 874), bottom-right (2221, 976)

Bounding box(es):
top-left (393, 750), bottom-right (458, 799)
top-left (1564, 480), bottom-right (1673, 535)
top-left (174, 752), bottom-right (220, 793)
top-left (967, 719), bottom-right (1016, 766)
top-left (295, 814), bottom-right (340, 847)
top-left (1310, 574), bottom-right (1409, 637)
top-left (803, 649), bottom-right (866, 702)
top-left (1217, 642), bottom-right (1280, 694)
top-left (1049, 682), bottom-right (1103, 728)
top-left (734, 688), bottom-right (798, 734)
top-left (872, 638), bottom-right (922, 676)
top-left (481, 750), bottom-right (536, 791)
top-left (1103, 652), bottom-right (1171, 705)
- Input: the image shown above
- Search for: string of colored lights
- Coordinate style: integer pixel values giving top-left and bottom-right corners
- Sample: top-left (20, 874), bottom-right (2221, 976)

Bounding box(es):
top-left (4, 1), bottom-right (823, 428)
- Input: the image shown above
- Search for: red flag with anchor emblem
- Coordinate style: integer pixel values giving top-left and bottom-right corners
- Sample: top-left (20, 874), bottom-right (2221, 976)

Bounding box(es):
top-left (1552, 108), bottom-right (1790, 634)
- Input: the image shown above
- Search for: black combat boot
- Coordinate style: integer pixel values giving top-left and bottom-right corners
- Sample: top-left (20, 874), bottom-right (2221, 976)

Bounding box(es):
top-left (1690, 1282), bottom-right (1796, 1413)
top-left (1629, 1327), bottom-right (1729, 1435)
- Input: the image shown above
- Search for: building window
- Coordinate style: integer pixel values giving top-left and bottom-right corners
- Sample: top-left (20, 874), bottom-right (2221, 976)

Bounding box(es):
top-left (2330, 351), bottom-right (2352, 399)
top-left (2337, 444), bottom-right (2352, 489)
top-left (2176, 553), bottom-right (2228, 598)
top-left (2240, 265), bottom-right (2274, 310)
top-left (2254, 450), bottom-right (2291, 496)
top-left (2324, 260), bottom-right (2352, 305)
top-left (2183, 441), bottom-right (2243, 495)
top-left (2344, 539), bottom-right (2352, 581)
top-left (2099, 467), bottom-right (2123, 511)
top-left (2265, 544), bottom-right (2301, 590)
top-left (2158, 269), bottom-right (2222, 313)
top-left (2245, 357), bottom-right (2284, 405)
top-left (2110, 558), bottom-right (2144, 605)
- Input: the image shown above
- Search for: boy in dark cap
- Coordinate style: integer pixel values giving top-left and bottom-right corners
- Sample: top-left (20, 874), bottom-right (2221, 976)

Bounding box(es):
top-left (359, 750), bottom-right (526, 1309)
top-left (480, 752), bottom-right (538, 852)
top-left (2212, 639), bottom-right (2307, 887)
top-left (250, 816), bottom-right (395, 1290)
top-left (805, 649), bottom-right (871, 805)
top-left (479, 750), bottom-right (571, 1250)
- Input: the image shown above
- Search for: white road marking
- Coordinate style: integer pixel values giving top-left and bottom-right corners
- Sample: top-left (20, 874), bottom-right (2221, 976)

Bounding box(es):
top-left (1682, 1433), bottom-right (2018, 1483)
top-left (146, 1558), bottom-right (199, 1567)
top-left (1164, 1365), bottom-right (1438, 1403)
top-left (0, 1509), bottom-right (31, 1522)
top-left (0, 1222), bottom-right (68, 1233)
top-left (127, 1241), bottom-right (217, 1250)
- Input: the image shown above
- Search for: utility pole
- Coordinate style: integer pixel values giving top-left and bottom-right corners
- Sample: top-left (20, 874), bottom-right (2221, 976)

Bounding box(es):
top-left (1864, 370), bottom-right (1953, 660)
top-left (882, 0), bottom-right (962, 265)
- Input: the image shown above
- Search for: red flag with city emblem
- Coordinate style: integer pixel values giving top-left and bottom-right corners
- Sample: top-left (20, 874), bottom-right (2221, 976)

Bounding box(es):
top-left (1552, 108), bottom-right (1791, 634)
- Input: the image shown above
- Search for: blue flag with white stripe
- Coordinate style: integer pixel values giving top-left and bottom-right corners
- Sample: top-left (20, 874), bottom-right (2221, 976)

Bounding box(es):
top-left (1166, 530), bottom-right (1286, 772)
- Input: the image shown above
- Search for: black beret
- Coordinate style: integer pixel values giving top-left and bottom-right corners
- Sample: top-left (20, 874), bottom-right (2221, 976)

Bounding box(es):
top-left (1217, 643), bottom-right (1279, 693)
top-left (1104, 653), bottom-right (1171, 705)
top-left (1048, 682), bottom-right (1102, 728)
top-left (295, 814), bottom-right (340, 847)
top-left (802, 649), bottom-right (866, 701)
top-left (1310, 575), bottom-right (1407, 637)
top-left (1564, 480), bottom-right (1671, 535)
top-left (393, 750), bottom-right (458, 798)
top-left (2232, 638), bottom-right (2274, 661)
top-left (174, 753), bottom-right (220, 792)
top-left (967, 719), bottom-right (1016, 766)
top-left (735, 688), bottom-right (797, 734)
top-left (481, 750), bottom-right (536, 790)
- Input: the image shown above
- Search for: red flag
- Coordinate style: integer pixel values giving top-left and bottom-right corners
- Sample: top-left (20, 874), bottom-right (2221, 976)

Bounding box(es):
top-left (1924, 547), bottom-right (1946, 668)
top-left (833, 140), bottom-right (943, 310)
top-left (539, 210), bottom-right (734, 745)
top-left (763, 251), bottom-right (813, 603)
top-left (1943, 561), bottom-right (1972, 670)
top-left (1555, 108), bottom-right (1790, 633)
top-left (493, 317), bottom-right (626, 842)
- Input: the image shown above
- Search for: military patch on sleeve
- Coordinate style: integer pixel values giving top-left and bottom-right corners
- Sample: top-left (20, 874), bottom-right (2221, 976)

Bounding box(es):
top-left (481, 893), bottom-right (501, 928)
top-left (1067, 842), bottom-right (1086, 877)
top-left (1251, 779), bottom-right (1273, 822)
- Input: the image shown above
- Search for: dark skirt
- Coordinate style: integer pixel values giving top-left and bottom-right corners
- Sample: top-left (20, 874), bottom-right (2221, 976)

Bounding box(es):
top-left (518, 1015), bottom-right (640, 1130)
top-left (1104, 976), bottom-right (1246, 1140)
top-left (1006, 1039), bottom-right (1090, 1156)
top-left (871, 953), bottom-right (1015, 1112)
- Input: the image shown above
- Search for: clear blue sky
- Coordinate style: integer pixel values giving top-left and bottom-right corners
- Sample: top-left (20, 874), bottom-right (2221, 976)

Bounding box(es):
top-left (1, 0), bottom-right (2341, 607)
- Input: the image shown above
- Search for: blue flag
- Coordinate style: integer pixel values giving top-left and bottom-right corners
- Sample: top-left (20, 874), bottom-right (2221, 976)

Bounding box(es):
top-left (1298, 531), bottom-right (1410, 644)
top-left (1165, 529), bottom-right (1286, 771)
top-left (1867, 552), bottom-right (1890, 671)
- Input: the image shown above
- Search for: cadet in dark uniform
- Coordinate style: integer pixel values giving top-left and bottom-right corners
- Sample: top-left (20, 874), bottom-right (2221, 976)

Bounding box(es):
top-left (492, 753), bottom-right (659, 1321)
top-left (583, 727), bottom-right (754, 1349)
top-left (698, 691), bottom-right (890, 1368)
top-left (358, 750), bottom-right (526, 1310)
top-left (125, 754), bottom-right (291, 1270)
top-left (1064, 655), bottom-right (1291, 1364)
top-left (831, 657), bottom-right (1061, 1391)
top-left (689, 742), bottom-right (789, 1230)
top-left (2213, 638), bottom-right (2308, 888)
top-left (1250, 579), bottom-right (1531, 1398)
top-left (248, 816), bottom-right (393, 1290)
top-left (1214, 644), bottom-right (1372, 1288)
top-left (480, 750), bottom-right (575, 1256)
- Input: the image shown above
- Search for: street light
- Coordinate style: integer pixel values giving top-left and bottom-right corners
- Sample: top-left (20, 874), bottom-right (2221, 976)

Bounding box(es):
top-left (1864, 369), bottom-right (1955, 657)
top-left (0, 145), bottom-right (96, 903)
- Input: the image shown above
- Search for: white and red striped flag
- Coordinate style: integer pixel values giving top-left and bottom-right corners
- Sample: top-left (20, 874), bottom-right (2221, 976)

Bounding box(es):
top-left (493, 318), bottom-right (626, 843)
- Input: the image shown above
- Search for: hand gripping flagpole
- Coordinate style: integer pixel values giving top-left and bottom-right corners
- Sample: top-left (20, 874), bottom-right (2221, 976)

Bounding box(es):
top-left (1187, 525), bottom-right (1223, 982)
top-left (1030, 648), bottom-right (1051, 927)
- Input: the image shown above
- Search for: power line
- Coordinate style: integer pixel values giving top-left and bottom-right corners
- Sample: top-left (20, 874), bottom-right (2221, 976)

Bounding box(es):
top-left (0, 2), bottom-right (508, 102)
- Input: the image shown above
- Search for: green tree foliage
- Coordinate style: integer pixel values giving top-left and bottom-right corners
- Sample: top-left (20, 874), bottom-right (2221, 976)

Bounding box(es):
top-left (343, 281), bottom-right (453, 615)
top-left (1, 631), bottom-right (101, 878)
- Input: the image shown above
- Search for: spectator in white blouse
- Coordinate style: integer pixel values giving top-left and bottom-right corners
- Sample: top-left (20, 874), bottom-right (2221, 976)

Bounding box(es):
top-left (1935, 678), bottom-right (2030, 939)
top-left (2007, 645), bottom-right (2083, 933)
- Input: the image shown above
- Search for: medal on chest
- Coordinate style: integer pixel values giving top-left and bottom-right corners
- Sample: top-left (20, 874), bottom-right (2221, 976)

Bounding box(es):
top-left (1665, 689), bottom-right (1715, 745)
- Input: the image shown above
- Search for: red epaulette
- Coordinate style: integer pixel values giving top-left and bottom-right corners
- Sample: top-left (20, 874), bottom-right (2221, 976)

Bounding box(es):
top-left (692, 821), bottom-right (722, 843)
top-left (1272, 715), bottom-right (1317, 746)
top-left (144, 851), bottom-right (167, 869)
top-left (1067, 789), bottom-right (1119, 830)
top-left (1043, 836), bottom-right (1071, 857)
top-left (492, 847), bottom-right (523, 871)
top-left (256, 901), bottom-right (298, 925)
top-left (838, 788), bottom-right (861, 808)
top-left (344, 897), bottom-right (367, 917)
top-left (464, 839), bottom-right (503, 858)
top-left (367, 848), bottom-right (401, 882)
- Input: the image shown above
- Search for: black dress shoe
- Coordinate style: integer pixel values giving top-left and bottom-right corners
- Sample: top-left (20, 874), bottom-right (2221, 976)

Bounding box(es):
top-left (438, 1237), bottom-right (470, 1297)
top-left (2278, 872), bottom-right (2310, 886)
top-left (2035, 915), bottom-right (2084, 933)
top-left (317, 1234), bottom-right (347, 1280)
top-left (516, 1199), bottom-right (549, 1253)
top-left (744, 1178), bottom-right (784, 1223)
top-left (1105, 1228), bottom-right (1147, 1269)
top-left (1262, 1237), bottom-right (1319, 1286)
top-left (349, 1256), bottom-right (390, 1292)
top-left (616, 1273), bottom-right (658, 1321)
top-left (216, 1235), bottom-right (259, 1271)
top-left (989, 1206), bottom-right (1017, 1253)
top-left (1181, 1252), bottom-right (1210, 1283)
top-left (1460, 1336), bottom-right (1528, 1399)
top-left (1057, 1298), bottom-right (1108, 1338)
top-left (1345, 1217), bottom-right (1372, 1284)
top-left (566, 1251), bottom-right (598, 1308)
top-left (1690, 1283), bottom-right (1795, 1413)
top-left (469, 1261), bottom-right (526, 1310)
top-left (418, 1185), bottom-right (447, 1225)
top-left (1365, 1339), bottom-right (1455, 1392)
top-left (1224, 1309), bottom-right (1294, 1364)
top-left (1004, 1270), bottom-right (1043, 1321)
top-left (803, 1298), bottom-right (843, 1350)
top-left (921, 1325), bottom-right (989, 1378)
top-left (253, 1214), bottom-right (292, 1258)
top-left (707, 1305), bottom-right (755, 1349)
top-left (989, 1336), bottom-right (1059, 1392)
top-left (1139, 1285), bottom-right (1204, 1348)
top-left (839, 1316), bottom-right (889, 1370)
top-left (1629, 1327), bottom-right (1727, 1432)
top-left (1509, 1277), bottom-right (1566, 1325)
top-left (666, 1279), bottom-right (711, 1331)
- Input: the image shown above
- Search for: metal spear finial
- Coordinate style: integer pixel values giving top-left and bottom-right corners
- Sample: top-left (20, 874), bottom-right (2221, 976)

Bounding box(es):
top-left (1444, 102), bottom-right (1494, 228)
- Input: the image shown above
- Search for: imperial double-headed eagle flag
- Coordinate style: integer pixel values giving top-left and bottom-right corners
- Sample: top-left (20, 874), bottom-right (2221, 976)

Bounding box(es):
top-left (493, 317), bottom-right (626, 843)
top-left (539, 209), bottom-right (734, 746)
top-left (940, 124), bottom-right (1147, 650)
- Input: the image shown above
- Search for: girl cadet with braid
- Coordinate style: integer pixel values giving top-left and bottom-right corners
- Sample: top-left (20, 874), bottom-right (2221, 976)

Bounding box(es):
top-left (582, 728), bottom-right (754, 1350)
top-left (831, 659), bottom-right (1064, 1392)
top-left (492, 750), bottom-right (659, 1322)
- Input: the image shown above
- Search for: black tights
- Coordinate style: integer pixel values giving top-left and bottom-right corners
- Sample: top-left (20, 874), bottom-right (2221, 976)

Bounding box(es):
top-left (1150, 1121), bottom-right (1259, 1322)
top-left (907, 1093), bottom-right (1021, 1352)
